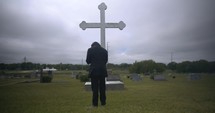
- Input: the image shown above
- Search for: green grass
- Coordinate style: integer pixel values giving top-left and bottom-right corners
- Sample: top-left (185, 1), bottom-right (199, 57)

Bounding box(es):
top-left (0, 72), bottom-right (215, 113)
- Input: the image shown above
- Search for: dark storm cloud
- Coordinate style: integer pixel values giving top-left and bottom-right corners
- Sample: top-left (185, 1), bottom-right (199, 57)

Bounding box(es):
top-left (121, 0), bottom-right (215, 63)
top-left (0, 0), bottom-right (82, 63)
top-left (0, 0), bottom-right (215, 64)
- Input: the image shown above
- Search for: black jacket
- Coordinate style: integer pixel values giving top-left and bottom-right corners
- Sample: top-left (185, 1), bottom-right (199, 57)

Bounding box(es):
top-left (86, 45), bottom-right (108, 78)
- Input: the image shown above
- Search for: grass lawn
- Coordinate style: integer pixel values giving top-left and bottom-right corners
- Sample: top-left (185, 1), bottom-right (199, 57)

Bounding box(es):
top-left (0, 71), bottom-right (215, 113)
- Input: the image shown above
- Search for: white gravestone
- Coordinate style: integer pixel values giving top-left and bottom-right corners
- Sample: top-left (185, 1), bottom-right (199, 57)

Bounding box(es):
top-left (80, 2), bottom-right (125, 90)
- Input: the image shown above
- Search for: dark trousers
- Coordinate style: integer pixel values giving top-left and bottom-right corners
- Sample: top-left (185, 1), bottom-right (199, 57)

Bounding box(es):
top-left (91, 77), bottom-right (106, 106)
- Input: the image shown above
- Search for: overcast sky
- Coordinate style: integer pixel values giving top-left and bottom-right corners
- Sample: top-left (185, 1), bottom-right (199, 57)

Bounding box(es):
top-left (0, 0), bottom-right (215, 64)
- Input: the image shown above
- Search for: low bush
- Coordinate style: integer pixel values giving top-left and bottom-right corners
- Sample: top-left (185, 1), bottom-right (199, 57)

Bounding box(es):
top-left (150, 75), bottom-right (154, 80)
top-left (79, 74), bottom-right (89, 82)
top-left (40, 76), bottom-right (52, 83)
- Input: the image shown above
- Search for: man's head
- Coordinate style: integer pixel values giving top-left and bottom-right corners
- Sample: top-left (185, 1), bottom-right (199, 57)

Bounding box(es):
top-left (91, 42), bottom-right (101, 48)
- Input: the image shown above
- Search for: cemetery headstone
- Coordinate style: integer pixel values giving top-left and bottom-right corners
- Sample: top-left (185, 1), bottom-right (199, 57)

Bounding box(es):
top-left (107, 75), bottom-right (121, 81)
top-left (85, 74), bottom-right (124, 91)
top-left (153, 75), bottom-right (166, 81)
top-left (187, 73), bottom-right (201, 80)
top-left (129, 73), bottom-right (142, 81)
top-left (85, 80), bottom-right (124, 91)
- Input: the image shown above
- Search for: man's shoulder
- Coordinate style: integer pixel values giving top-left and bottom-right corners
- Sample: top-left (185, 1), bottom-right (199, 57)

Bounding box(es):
top-left (98, 47), bottom-right (107, 53)
top-left (87, 47), bottom-right (93, 51)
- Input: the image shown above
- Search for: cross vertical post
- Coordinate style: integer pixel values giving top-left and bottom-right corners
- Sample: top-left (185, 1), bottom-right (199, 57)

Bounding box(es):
top-left (99, 3), bottom-right (106, 48)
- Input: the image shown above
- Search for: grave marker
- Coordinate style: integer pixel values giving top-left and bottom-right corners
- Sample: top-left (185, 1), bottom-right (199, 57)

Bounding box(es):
top-left (129, 73), bottom-right (142, 81)
top-left (107, 75), bottom-right (121, 81)
top-left (188, 73), bottom-right (201, 80)
top-left (154, 75), bottom-right (166, 81)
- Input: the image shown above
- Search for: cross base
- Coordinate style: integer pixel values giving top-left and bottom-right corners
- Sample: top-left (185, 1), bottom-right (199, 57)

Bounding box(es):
top-left (84, 81), bottom-right (124, 91)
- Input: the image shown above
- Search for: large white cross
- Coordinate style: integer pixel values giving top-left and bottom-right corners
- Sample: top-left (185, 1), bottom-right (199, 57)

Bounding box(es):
top-left (79, 2), bottom-right (126, 49)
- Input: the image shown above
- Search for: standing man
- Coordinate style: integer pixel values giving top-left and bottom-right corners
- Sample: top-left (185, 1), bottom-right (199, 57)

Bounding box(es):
top-left (86, 42), bottom-right (108, 107)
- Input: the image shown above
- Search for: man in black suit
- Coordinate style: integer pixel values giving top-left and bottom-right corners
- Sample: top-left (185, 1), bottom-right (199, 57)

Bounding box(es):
top-left (86, 42), bottom-right (108, 107)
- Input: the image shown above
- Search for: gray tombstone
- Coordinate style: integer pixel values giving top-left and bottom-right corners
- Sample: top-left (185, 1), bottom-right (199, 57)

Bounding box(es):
top-left (85, 80), bottom-right (124, 91)
top-left (129, 73), bottom-right (142, 81)
top-left (107, 75), bottom-right (121, 81)
top-left (85, 74), bottom-right (124, 91)
top-left (154, 75), bottom-right (166, 81)
top-left (187, 73), bottom-right (201, 80)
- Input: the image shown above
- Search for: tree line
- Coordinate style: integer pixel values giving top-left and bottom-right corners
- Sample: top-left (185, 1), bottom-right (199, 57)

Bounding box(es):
top-left (129, 59), bottom-right (215, 74)
top-left (0, 59), bottom-right (214, 73)
top-left (167, 60), bottom-right (215, 73)
top-left (0, 62), bottom-right (88, 71)
top-left (0, 62), bottom-right (132, 71)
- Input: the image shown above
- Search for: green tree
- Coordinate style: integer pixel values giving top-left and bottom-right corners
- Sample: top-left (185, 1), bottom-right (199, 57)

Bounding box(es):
top-left (167, 62), bottom-right (177, 70)
top-left (129, 60), bottom-right (166, 74)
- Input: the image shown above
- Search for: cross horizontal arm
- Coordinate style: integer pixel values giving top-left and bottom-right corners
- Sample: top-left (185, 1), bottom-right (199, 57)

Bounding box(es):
top-left (105, 21), bottom-right (126, 30)
top-left (79, 21), bottom-right (101, 30)
top-left (79, 21), bottom-right (126, 30)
